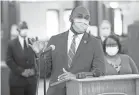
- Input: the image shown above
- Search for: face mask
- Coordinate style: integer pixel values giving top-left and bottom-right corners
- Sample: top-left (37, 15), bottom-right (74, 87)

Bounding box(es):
top-left (19, 29), bottom-right (28, 38)
top-left (106, 46), bottom-right (119, 56)
top-left (72, 22), bottom-right (88, 34)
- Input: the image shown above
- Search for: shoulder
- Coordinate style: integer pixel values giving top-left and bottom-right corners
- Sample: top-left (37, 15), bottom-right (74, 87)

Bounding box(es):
top-left (50, 31), bottom-right (68, 39)
top-left (8, 38), bottom-right (17, 47)
top-left (89, 34), bottom-right (102, 45)
top-left (119, 54), bottom-right (131, 60)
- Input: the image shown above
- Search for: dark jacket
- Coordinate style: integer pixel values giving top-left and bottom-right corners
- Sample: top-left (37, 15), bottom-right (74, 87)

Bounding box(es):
top-left (45, 31), bottom-right (105, 95)
top-left (6, 38), bottom-right (38, 86)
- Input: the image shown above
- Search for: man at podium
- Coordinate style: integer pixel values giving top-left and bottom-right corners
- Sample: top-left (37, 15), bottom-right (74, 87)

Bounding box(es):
top-left (30, 6), bottom-right (105, 95)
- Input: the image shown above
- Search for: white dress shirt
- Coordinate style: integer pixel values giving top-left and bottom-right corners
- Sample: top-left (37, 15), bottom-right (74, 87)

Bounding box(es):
top-left (18, 35), bottom-right (28, 49)
top-left (67, 30), bottom-right (84, 53)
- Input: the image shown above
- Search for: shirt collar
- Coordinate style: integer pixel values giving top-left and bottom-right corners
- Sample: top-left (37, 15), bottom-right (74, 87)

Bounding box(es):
top-left (18, 35), bottom-right (28, 44)
top-left (69, 30), bottom-right (84, 39)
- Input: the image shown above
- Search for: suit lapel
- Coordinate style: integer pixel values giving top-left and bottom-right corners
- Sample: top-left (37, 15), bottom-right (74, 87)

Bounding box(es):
top-left (15, 38), bottom-right (24, 55)
top-left (72, 32), bottom-right (90, 66)
top-left (60, 31), bottom-right (90, 69)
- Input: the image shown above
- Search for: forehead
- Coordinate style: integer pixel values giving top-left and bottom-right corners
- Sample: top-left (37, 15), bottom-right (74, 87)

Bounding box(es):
top-left (101, 23), bottom-right (111, 28)
top-left (72, 6), bottom-right (90, 17)
top-left (106, 38), bottom-right (117, 44)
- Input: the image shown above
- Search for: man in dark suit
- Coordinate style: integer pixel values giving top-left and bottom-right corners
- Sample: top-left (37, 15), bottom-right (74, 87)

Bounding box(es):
top-left (6, 21), bottom-right (39, 95)
top-left (31, 6), bottom-right (105, 95)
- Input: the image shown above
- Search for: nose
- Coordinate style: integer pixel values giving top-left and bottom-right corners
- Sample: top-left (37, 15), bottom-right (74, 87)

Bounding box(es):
top-left (80, 19), bottom-right (89, 24)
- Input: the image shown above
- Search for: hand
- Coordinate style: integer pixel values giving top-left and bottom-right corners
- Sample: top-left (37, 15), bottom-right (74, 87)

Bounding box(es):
top-left (29, 41), bottom-right (48, 54)
top-left (21, 69), bottom-right (35, 77)
top-left (58, 68), bottom-right (76, 82)
top-left (21, 69), bottom-right (30, 77)
top-left (28, 69), bottom-right (35, 76)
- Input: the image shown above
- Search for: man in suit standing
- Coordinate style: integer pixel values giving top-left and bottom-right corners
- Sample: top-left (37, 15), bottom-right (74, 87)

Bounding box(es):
top-left (6, 21), bottom-right (39, 95)
top-left (31, 6), bottom-right (105, 95)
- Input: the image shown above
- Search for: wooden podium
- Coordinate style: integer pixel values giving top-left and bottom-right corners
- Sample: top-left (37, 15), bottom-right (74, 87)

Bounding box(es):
top-left (66, 74), bottom-right (139, 95)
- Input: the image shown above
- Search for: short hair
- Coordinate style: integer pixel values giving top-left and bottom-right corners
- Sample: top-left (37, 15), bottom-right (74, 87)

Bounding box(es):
top-left (69, 6), bottom-right (90, 22)
top-left (100, 20), bottom-right (111, 28)
top-left (103, 35), bottom-right (121, 55)
top-left (17, 21), bottom-right (28, 32)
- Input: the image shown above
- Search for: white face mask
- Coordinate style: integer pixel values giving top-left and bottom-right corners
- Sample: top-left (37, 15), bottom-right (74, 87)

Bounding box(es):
top-left (72, 18), bottom-right (89, 34)
top-left (106, 46), bottom-right (119, 56)
top-left (19, 29), bottom-right (28, 38)
top-left (72, 22), bottom-right (88, 34)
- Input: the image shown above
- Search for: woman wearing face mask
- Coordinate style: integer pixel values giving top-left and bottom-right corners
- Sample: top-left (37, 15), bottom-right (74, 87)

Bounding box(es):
top-left (103, 35), bottom-right (138, 75)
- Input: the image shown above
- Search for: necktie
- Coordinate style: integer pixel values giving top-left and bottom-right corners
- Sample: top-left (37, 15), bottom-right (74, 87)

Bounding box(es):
top-left (68, 35), bottom-right (77, 68)
top-left (24, 39), bottom-right (28, 53)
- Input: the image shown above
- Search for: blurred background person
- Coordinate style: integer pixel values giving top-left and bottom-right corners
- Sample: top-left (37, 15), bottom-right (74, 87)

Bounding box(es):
top-left (10, 24), bottom-right (19, 40)
top-left (103, 35), bottom-right (138, 75)
top-left (99, 20), bottom-right (128, 54)
top-left (99, 20), bottom-right (112, 42)
top-left (6, 21), bottom-right (39, 95)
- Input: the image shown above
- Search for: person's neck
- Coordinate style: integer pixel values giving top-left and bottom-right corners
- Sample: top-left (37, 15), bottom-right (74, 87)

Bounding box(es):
top-left (106, 54), bottom-right (120, 60)
top-left (70, 26), bottom-right (78, 35)
top-left (18, 35), bottom-right (26, 40)
top-left (100, 36), bottom-right (106, 42)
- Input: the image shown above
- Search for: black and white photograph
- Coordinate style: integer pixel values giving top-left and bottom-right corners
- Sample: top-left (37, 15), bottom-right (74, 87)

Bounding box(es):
top-left (1, 0), bottom-right (139, 95)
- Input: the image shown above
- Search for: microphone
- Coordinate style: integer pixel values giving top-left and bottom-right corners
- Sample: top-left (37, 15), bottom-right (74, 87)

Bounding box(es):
top-left (41, 45), bottom-right (55, 56)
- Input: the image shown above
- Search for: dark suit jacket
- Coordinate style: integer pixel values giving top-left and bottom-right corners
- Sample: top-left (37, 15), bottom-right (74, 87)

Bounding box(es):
top-left (45, 31), bottom-right (105, 95)
top-left (6, 38), bottom-right (38, 87)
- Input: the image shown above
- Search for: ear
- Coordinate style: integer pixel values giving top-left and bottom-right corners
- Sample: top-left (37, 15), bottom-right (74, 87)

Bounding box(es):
top-left (17, 28), bottom-right (20, 33)
top-left (69, 15), bottom-right (73, 22)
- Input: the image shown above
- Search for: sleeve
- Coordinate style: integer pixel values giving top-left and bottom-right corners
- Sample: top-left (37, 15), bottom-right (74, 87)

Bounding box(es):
top-left (43, 37), bottom-right (53, 78)
top-left (90, 39), bottom-right (106, 77)
top-left (128, 56), bottom-right (139, 74)
top-left (6, 42), bottom-right (24, 75)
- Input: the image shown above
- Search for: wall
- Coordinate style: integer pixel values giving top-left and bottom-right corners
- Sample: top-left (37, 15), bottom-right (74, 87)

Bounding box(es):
top-left (19, 1), bottom-right (74, 40)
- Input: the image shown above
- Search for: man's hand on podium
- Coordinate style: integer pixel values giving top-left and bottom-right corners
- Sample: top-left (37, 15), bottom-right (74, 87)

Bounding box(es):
top-left (58, 68), bottom-right (76, 82)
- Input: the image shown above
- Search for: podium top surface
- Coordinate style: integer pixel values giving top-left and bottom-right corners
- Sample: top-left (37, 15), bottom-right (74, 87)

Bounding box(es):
top-left (73, 74), bottom-right (139, 82)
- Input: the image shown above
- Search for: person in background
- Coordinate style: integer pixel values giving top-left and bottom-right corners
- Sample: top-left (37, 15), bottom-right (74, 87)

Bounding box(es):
top-left (6, 21), bottom-right (39, 95)
top-left (10, 24), bottom-right (19, 40)
top-left (103, 35), bottom-right (138, 75)
top-left (99, 20), bottom-right (112, 42)
top-left (30, 6), bottom-right (105, 95)
top-left (99, 20), bottom-right (128, 54)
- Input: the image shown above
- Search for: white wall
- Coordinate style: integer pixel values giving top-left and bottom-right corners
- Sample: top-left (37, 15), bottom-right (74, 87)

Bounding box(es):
top-left (123, 2), bottom-right (139, 34)
top-left (20, 1), bottom-right (74, 40)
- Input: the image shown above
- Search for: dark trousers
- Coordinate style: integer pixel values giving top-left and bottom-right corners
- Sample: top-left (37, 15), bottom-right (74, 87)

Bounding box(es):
top-left (10, 81), bottom-right (37, 95)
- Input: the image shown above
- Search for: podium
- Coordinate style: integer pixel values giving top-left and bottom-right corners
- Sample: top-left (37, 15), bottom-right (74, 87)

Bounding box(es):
top-left (66, 74), bottom-right (139, 95)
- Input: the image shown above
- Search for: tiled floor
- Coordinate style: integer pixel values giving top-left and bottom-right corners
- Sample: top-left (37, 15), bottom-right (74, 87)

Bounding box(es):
top-left (37, 79), bottom-right (50, 95)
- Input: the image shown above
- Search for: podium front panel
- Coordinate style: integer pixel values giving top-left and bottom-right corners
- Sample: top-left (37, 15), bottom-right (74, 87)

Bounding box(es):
top-left (67, 78), bottom-right (138, 95)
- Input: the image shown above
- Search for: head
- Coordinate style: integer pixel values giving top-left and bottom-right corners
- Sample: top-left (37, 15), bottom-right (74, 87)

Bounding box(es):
top-left (17, 21), bottom-right (28, 39)
top-left (100, 20), bottom-right (111, 41)
top-left (103, 35), bottom-right (121, 57)
top-left (70, 6), bottom-right (90, 34)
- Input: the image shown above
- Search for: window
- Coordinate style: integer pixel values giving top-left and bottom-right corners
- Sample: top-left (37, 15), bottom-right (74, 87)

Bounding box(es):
top-left (63, 9), bottom-right (72, 31)
top-left (114, 9), bottom-right (123, 36)
top-left (46, 10), bottom-right (59, 39)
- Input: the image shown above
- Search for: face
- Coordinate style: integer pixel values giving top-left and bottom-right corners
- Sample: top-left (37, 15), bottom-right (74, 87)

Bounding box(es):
top-left (105, 38), bottom-right (119, 56)
top-left (19, 29), bottom-right (28, 38)
top-left (70, 6), bottom-right (90, 34)
top-left (72, 17), bottom-right (89, 34)
top-left (100, 23), bottom-right (111, 39)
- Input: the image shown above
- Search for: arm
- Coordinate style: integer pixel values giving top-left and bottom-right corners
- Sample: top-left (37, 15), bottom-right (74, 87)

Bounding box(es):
top-left (90, 39), bottom-right (105, 77)
top-left (128, 56), bottom-right (139, 74)
top-left (6, 42), bottom-right (24, 75)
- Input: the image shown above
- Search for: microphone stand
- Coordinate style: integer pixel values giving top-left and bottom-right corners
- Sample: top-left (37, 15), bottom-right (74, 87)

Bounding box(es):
top-left (40, 51), bottom-right (49, 95)
top-left (43, 59), bottom-right (47, 95)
